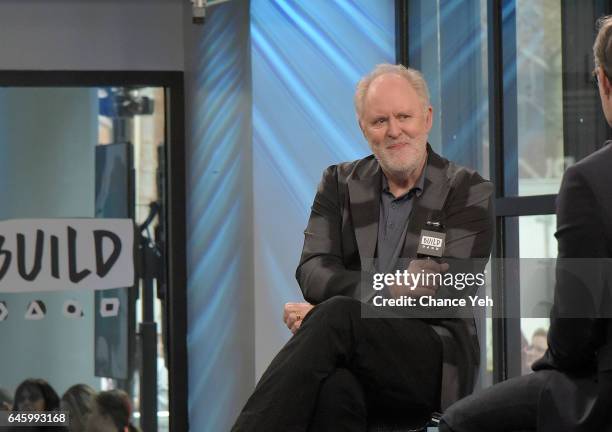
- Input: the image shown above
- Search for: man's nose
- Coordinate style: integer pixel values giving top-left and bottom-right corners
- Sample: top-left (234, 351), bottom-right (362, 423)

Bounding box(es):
top-left (386, 117), bottom-right (401, 138)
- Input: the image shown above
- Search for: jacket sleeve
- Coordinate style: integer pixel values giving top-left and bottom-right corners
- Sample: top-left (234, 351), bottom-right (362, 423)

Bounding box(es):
top-left (533, 164), bottom-right (606, 372)
top-left (295, 165), bottom-right (362, 304)
top-left (443, 175), bottom-right (495, 260)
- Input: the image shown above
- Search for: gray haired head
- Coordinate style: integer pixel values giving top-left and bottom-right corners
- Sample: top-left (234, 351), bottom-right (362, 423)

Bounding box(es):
top-left (354, 63), bottom-right (431, 119)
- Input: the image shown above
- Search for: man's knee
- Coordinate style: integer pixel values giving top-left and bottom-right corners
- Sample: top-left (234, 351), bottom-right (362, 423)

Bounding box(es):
top-left (318, 296), bottom-right (360, 315)
top-left (308, 296), bottom-right (360, 326)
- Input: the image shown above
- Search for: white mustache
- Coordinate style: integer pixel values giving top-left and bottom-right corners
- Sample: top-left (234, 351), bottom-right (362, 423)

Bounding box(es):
top-left (384, 141), bottom-right (409, 148)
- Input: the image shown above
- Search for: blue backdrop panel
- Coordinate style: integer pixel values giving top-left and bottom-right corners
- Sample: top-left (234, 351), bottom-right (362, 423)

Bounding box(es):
top-left (186, 3), bottom-right (253, 432)
top-left (187, 1), bottom-right (394, 430)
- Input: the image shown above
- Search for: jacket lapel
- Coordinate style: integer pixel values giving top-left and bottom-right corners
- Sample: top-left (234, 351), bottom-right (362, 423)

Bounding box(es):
top-left (347, 158), bottom-right (381, 270)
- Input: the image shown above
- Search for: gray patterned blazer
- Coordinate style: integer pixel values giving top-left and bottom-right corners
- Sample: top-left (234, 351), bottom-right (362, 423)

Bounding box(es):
top-left (296, 145), bottom-right (494, 411)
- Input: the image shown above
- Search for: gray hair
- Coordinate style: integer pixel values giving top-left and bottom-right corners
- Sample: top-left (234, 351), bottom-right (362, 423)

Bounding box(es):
top-left (354, 64), bottom-right (431, 119)
top-left (594, 16), bottom-right (612, 75)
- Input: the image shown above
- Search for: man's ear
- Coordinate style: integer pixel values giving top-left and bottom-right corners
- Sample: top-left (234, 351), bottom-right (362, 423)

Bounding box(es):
top-left (358, 118), bottom-right (366, 136)
top-left (600, 68), bottom-right (611, 96)
top-left (425, 105), bottom-right (433, 132)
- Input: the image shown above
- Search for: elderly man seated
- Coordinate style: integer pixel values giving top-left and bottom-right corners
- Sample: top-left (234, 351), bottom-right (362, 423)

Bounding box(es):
top-left (232, 63), bottom-right (493, 432)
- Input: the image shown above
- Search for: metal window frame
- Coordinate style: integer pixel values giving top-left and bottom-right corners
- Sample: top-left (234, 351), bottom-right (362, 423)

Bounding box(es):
top-left (0, 70), bottom-right (188, 431)
top-left (395, 0), bottom-right (564, 383)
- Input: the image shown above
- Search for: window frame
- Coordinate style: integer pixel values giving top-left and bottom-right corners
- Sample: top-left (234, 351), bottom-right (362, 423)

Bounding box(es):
top-left (0, 70), bottom-right (188, 430)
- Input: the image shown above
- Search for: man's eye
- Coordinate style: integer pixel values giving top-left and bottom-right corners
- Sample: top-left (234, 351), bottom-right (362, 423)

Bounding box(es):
top-left (374, 118), bottom-right (386, 125)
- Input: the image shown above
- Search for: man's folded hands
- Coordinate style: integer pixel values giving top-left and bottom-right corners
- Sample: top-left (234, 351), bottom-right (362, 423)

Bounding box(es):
top-left (387, 258), bottom-right (449, 298)
top-left (283, 302), bottom-right (315, 334)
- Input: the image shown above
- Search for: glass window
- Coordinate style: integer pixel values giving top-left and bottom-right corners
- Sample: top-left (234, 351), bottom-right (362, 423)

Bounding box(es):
top-left (514, 0), bottom-right (565, 196)
top-left (518, 215), bottom-right (556, 374)
top-left (408, 0), bottom-right (490, 177)
top-left (505, 0), bottom-right (608, 196)
top-left (0, 86), bottom-right (169, 431)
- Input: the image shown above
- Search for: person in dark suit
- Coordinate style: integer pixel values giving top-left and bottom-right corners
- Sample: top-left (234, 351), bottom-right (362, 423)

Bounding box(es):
top-left (232, 64), bottom-right (493, 432)
top-left (439, 15), bottom-right (612, 432)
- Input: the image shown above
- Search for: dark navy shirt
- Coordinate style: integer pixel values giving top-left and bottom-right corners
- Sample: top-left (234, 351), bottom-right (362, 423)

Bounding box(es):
top-left (376, 168), bottom-right (426, 273)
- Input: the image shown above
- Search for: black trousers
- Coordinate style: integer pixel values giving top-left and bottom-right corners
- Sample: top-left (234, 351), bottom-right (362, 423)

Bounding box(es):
top-left (231, 296), bottom-right (443, 432)
top-left (439, 370), bottom-right (555, 432)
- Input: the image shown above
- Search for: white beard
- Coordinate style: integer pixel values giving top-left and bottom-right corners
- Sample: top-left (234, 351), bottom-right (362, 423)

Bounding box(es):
top-left (371, 139), bottom-right (427, 181)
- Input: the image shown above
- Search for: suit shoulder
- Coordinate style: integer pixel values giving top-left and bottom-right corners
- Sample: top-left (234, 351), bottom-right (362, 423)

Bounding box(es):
top-left (561, 144), bottom-right (612, 229)
top-left (568, 143), bottom-right (612, 180)
top-left (322, 154), bottom-right (378, 183)
top-left (434, 152), bottom-right (492, 191)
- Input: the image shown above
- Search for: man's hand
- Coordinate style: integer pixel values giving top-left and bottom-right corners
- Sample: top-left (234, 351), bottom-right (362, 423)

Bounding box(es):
top-left (283, 302), bottom-right (315, 334)
top-left (388, 259), bottom-right (449, 298)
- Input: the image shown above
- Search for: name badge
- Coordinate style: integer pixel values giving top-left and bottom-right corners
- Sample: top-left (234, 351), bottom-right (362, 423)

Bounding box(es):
top-left (417, 229), bottom-right (446, 257)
